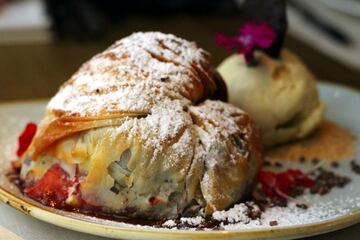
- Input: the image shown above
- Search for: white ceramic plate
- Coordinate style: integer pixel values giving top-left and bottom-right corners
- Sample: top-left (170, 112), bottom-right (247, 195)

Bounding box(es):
top-left (319, 0), bottom-right (360, 18)
top-left (0, 82), bottom-right (360, 239)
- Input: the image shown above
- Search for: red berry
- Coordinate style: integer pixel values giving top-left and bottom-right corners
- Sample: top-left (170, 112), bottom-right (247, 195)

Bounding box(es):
top-left (258, 168), bottom-right (315, 199)
top-left (276, 172), bottom-right (296, 194)
top-left (16, 122), bottom-right (37, 157)
top-left (148, 196), bottom-right (162, 206)
top-left (24, 164), bottom-right (70, 207)
top-left (258, 171), bottom-right (277, 188)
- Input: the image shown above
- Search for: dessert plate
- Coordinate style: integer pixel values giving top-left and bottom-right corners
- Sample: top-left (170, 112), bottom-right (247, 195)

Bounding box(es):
top-left (319, 0), bottom-right (360, 18)
top-left (1, 81), bottom-right (360, 239)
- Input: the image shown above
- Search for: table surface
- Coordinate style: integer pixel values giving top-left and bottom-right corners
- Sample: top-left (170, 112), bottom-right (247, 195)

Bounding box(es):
top-left (0, 15), bottom-right (359, 240)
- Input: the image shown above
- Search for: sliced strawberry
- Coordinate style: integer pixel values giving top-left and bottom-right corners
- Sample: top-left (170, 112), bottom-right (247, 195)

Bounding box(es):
top-left (148, 196), bottom-right (162, 206)
top-left (258, 169), bottom-right (315, 200)
top-left (24, 164), bottom-right (70, 207)
top-left (16, 122), bottom-right (37, 157)
top-left (276, 171), bottom-right (296, 194)
top-left (298, 176), bottom-right (314, 188)
top-left (258, 171), bottom-right (277, 197)
top-left (258, 171), bottom-right (277, 188)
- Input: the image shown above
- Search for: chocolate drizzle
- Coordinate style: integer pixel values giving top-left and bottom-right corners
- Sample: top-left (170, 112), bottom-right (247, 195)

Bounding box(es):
top-left (5, 158), bottom-right (355, 230)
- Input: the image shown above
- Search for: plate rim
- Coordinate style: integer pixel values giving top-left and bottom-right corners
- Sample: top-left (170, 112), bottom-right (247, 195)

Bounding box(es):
top-left (1, 81), bottom-right (360, 239)
top-left (1, 185), bottom-right (359, 240)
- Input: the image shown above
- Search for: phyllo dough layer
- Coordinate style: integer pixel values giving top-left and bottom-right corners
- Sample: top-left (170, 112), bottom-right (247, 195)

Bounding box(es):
top-left (19, 32), bottom-right (263, 219)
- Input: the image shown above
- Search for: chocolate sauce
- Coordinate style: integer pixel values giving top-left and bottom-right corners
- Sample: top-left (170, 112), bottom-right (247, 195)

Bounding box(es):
top-left (6, 159), bottom-right (353, 230)
top-left (6, 163), bottom-right (223, 228)
top-left (66, 205), bottom-right (165, 226)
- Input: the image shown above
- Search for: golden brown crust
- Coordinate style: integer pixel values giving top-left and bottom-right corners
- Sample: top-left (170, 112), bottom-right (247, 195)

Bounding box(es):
top-left (22, 32), bottom-right (264, 218)
top-left (189, 100), bottom-right (263, 214)
top-left (30, 32), bottom-right (227, 159)
top-left (31, 114), bottom-right (136, 159)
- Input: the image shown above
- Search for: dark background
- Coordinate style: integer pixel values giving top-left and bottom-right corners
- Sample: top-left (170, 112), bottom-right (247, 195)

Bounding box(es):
top-left (0, 14), bottom-right (359, 102)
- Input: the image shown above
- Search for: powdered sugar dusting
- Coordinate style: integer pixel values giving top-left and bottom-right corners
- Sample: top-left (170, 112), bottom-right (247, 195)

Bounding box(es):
top-left (114, 100), bottom-right (193, 164)
top-left (180, 216), bottom-right (204, 226)
top-left (47, 32), bottom-right (214, 117)
top-left (162, 219), bottom-right (177, 228)
top-left (212, 202), bottom-right (259, 224)
top-left (156, 194), bottom-right (360, 230)
top-left (190, 100), bottom-right (246, 138)
top-left (220, 195), bottom-right (360, 230)
top-left (65, 193), bottom-right (360, 231)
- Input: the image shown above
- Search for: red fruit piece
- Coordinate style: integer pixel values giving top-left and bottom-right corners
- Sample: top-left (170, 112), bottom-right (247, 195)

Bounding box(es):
top-left (258, 171), bottom-right (277, 188)
top-left (148, 196), bottom-right (162, 206)
top-left (24, 164), bottom-right (70, 207)
top-left (258, 169), bottom-right (315, 199)
top-left (258, 171), bottom-right (277, 196)
top-left (16, 122), bottom-right (37, 157)
top-left (276, 171), bottom-right (296, 194)
top-left (286, 169), bottom-right (314, 188)
top-left (298, 177), bottom-right (314, 188)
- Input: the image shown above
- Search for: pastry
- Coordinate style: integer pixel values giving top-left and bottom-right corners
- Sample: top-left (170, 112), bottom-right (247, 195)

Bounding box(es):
top-left (19, 32), bottom-right (263, 219)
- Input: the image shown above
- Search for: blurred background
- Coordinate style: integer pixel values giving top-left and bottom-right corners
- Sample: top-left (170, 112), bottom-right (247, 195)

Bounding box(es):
top-left (0, 0), bottom-right (359, 102)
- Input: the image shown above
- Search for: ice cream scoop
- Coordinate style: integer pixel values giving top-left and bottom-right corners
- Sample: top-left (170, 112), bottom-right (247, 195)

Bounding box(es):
top-left (217, 49), bottom-right (325, 147)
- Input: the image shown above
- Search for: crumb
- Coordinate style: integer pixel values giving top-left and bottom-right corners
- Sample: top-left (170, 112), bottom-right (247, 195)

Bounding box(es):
top-left (269, 220), bottom-right (278, 226)
top-left (331, 161), bottom-right (339, 168)
top-left (160, 77), bottom-right (170, 82)
top-left (245, 202), bottom-right (262, 220)
top-left (296, 203), bottom-right (308, 210)
top-left (275, 162), bottom-right (283, 168)
top-left (269, 197), bottom-right (288, 208)
top-left (289, 186), bottom-right (305, 197)
top-left (351, 160), bottom-right (360, 175)
top-left (310, 169), bottom-right (351, 195)
top-left (312, 158), bottom-right (320, 165)
top-left (264, 161), bottom-right (271, 167)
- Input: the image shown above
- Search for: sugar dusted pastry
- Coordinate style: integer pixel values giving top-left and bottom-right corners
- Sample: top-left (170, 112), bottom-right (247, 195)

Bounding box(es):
top-left (19, 32), bottom-right (263, 219)
top-left (216, 22), bottom-right (324, 147)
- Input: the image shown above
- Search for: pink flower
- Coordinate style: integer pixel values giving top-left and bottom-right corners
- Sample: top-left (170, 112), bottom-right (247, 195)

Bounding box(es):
top-left (216, 22), bottom-right (276, 64)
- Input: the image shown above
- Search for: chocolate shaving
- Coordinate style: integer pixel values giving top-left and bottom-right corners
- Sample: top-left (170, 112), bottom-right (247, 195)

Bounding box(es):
top-left (299, 156), bottom-right (306, 163)
top-left (264, 160), bottom-right (272, 167)
top-left (269, 220), bottom-right (278, 226)
top-left (296, 203), bottom-right (308, 210)
top-left (160, 77), bottom-right (170, 82)
top-left (245, 202), bottom-right (262, 220)
top-left (351, 160), bottom-right (360, 175)
top-left (311, 158), bottom-right (320, 165)
top-left (274, 162), bottom-right (283, 168)
top-left (288, 186), bottom-right (305, 198)
top-left (310, 169), bottom-right (351, 195)
top-left (331, 161), bottom-right (339, 168)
